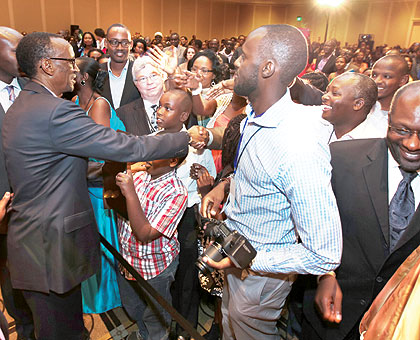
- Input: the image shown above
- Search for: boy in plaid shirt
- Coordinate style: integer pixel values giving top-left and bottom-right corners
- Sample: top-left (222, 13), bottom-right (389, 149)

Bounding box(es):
top-left (116, 148), bottom-right (187, 340)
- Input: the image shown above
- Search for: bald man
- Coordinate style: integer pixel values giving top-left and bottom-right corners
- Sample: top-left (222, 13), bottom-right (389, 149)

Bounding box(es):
top-left (0, 26), bottom-right (35, 340)
top-left (302, 81), bottom-right (420, 340)
top-left (201, 25), bottom-right (342, 340)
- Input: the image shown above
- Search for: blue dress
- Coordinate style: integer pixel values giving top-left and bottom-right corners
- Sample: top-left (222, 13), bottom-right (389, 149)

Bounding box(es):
top-left (76, 96), bottom-right (125, 313)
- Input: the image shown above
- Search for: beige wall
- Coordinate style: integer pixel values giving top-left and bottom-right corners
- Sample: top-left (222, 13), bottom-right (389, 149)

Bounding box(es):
top-left (1, 0), bottom-right (420, 46)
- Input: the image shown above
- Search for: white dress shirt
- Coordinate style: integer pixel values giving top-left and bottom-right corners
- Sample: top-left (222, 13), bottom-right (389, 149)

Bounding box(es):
top-left (107, 59), bottom-right (129, 109)
top-left (0, 78), bottom-right (22, 112)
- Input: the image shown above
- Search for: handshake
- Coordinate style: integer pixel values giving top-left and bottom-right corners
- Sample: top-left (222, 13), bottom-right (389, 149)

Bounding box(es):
top-left (187, 125), bottom-right (210, 149)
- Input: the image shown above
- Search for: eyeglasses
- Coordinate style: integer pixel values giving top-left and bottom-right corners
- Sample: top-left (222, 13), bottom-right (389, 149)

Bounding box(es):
top-left (388, 124), bottom-right (420, 139)
top-left (135, 73), bottom-right (160, 84)
top-left (107, 39), bottom-right (131, 48)
top-left (191, 66), bottom-right (214, 75)
top-left (49, 57), bottom-right (76, 68)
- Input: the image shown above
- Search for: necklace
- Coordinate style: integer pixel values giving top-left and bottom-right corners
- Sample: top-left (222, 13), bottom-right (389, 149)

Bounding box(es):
top-left (83, 90), bottom-right (95, 112)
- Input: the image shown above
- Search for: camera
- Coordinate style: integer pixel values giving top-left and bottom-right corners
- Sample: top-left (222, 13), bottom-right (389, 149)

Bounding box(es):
top-left (196, 217), bottom-right (257, 276)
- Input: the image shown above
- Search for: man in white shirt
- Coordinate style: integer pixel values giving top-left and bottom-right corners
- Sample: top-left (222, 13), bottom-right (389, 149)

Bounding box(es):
top-left (363, 55), bottom-right (409, 137)
top-left (321, 73), bottom-right (379, 142)
top-left (100, 23), bottom-right (141, 110)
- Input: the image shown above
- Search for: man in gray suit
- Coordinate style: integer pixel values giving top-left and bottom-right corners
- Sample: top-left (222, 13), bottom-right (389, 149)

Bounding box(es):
top-left (0, 26), bottom-right (35, 340)
top-left (2, 32), bottom-right (191, 340)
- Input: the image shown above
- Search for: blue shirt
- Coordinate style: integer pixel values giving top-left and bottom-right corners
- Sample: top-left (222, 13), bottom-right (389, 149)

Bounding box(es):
top-left (225, 90), bottom-right (342, 275)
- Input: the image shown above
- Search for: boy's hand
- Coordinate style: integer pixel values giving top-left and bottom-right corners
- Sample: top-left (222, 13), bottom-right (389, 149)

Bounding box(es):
top-left (187, 125), bottom-right (209, 149)
top-left (115, 170), bottom-right (136, 198)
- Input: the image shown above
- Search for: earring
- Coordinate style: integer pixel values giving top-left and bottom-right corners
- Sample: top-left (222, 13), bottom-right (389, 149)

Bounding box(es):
top-left (81, 80), bottom-right (86, 86)
top-left (211, 80), bottom-right (216, 87)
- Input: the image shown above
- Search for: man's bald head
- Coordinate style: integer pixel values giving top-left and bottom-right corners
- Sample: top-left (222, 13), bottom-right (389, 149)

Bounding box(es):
top-left (256, 25), bottom-right (308, 86)
top-left (0, 27), bottom-right (23, 82)
top-left (373, 55), bottom-right (409, 76)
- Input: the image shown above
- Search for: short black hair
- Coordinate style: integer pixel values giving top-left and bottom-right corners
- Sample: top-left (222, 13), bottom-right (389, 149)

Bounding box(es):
top-left (87, 48), bottom-right (104, 58)
top-left (301, 72), bottom-right (329, 92)
top-left (374, 55), bottom-right (409, 76)
top-left (106, 23), bottom-right (130, 38)
top-left (76, 57), bottom-right (108, 91)
top-left (94, 28), bottom-right (105, 38)
top-left (256, 25), bottom-right (308, 86)
top-left (16, 32), bottom-right (61, 78)
top-left (335, 73), bottom-right (378, 114)
top-left (188, 49), bottom-right (223, 84)
top-left (169, 89), bottom-right (193, 114)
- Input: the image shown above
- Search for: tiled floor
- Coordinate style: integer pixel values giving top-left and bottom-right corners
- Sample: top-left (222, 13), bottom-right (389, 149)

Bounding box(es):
top-left (1, 291), bottom-right (214, 340)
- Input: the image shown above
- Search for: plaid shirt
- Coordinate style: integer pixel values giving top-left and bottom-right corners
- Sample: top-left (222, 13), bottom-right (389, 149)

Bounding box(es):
top-left (118, 170), bottom-right (187, 280)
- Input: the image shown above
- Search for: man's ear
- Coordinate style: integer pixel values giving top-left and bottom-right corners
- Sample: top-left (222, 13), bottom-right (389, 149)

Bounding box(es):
top-left (169, 158), bottom-right (179, 168)
top-left (261, 60), bottom-right (275, 79)
top-left (399, 74), bottom-right (409, 87)
top-left (39, 58), bottom-right (55, 76)
top-left (353, 98), bottom-right (365, 111)
top-left (180, 111), bottom-right (190, 123)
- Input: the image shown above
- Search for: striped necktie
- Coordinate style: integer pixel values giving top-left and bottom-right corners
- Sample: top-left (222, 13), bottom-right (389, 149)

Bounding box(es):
top-left (6, 85), bottom-right (16, 103)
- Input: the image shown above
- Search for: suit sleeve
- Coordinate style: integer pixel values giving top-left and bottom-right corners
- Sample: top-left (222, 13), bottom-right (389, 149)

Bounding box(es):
top-left (49, 100), bottom-right (189, 162)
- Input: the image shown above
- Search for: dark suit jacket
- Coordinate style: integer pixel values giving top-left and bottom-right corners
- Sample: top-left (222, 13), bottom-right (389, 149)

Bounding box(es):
top-left (116, 97), bottom-right (151, 136)
top-left (2, 81), bottom-right (188, 294)
top-left (0, 77), bottom-right (27, 198)
top-left (100, 60), bottom-right (141, 110)
top-left (315, 54), bottom-right (337, 76)
top-left (303, 139), bottom-right (420, 340)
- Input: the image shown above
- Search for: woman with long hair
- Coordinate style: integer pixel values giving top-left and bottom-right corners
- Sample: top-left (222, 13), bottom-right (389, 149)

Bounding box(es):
top-left (73, 57), bottom-right (125, 315)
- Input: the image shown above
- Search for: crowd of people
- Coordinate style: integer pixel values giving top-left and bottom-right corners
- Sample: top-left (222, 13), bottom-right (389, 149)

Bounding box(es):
top-left (0, 20), bottom-right (420, 340)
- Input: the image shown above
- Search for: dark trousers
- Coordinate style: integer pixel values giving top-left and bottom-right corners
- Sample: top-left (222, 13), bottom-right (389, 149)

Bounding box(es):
top-left (0, 235), bottom-right (35, 340)
top-left (171, 206), bottom-right (200, 333)
top-left (301, 315), bottom-right (360, 340)
top-left (21, 285), bottom-right (84, 340)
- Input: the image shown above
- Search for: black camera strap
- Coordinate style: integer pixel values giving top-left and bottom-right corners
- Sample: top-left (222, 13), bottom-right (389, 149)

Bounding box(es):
top-left (99, 234), bottom-right (205, 340)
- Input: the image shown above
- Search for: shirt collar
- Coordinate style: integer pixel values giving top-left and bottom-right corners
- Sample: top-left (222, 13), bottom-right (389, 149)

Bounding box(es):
top-left (0, 77), bottom-right (20, 91)
top-left (245, 88), bottom-right (295, 128)
top-left (107, 59), bottom-right (129, 76)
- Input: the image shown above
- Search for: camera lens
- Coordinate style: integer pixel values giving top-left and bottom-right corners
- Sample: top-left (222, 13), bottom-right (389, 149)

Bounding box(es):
top-left (196, 242), bottom-right (225, 275)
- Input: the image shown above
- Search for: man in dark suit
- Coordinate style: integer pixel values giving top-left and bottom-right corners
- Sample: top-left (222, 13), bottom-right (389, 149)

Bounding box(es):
top-left (0, 26), bottom-right (35, 340)
top-left (302, 81), bottom-right (420, 340)
top-left (315, 40), bottom-right (337, 76)
top-left (100, 23), bottom-right (140, 110)
top-left (2, 32), bottom-right (191, 340)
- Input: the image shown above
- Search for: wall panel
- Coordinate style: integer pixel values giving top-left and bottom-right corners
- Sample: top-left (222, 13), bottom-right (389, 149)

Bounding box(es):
top-left (162, 0), bottom-right (180, 36)
top-left (180, 0), bottom-right (196, 39)
top-left (143, 0), bottom-right (161, 38)
top-left (0, 0), bottom-right (11, 28)
top-left (367, 2), bottom-right (391, 45)
top-left (73, 0), bottom-right (97, 32)
top-left (237, 4), bottom-right (253, 37)
top-left (123, 0), bottom-right (142, 35)
top-left (254, 5), bottom-right (270, 28)
top-left (211, 1), bottom-right (225, 39)
top-left (271, 5), bottom-right (286, 25)
top-left (224, 2), bottom-right (239, 37)
top-left (196, 0), bottom-right (211, 40)
top-left (98, 0), bottom-right (120, 33)
top-left (13, 0), bottom-right (43, 33)
top-left (1, 0), bottom-right (420, 48)
top-left (387, 1), bottom-right (414, 46)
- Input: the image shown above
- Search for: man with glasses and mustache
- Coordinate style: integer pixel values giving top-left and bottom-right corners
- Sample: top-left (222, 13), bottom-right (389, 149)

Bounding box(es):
top-left (2, 32), bottom-right (193, 340)
top-left (100, 23), bottom-right (141, 110)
